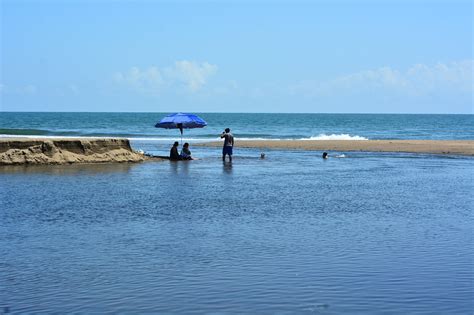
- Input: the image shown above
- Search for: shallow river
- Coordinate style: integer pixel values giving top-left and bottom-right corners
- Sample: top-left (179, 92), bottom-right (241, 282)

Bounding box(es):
top-left (1, 146), bottom-right (472, 314)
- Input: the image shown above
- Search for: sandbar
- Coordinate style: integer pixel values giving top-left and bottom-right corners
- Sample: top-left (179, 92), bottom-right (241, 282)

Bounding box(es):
top-left (198, 140), bottom-right (474, 156)
top-left (0, 138), bottom-right (162, 165)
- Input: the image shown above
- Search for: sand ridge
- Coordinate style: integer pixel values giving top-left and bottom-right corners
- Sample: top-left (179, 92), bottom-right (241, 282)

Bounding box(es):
top-left (198, 140), bottom-right (474, 156)
top-left (0, 138), bottom-right (150, 165)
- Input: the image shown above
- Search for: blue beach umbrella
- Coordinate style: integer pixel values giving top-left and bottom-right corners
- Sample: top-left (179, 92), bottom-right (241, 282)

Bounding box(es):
top-left (155, 112), bottom-right (207, 143)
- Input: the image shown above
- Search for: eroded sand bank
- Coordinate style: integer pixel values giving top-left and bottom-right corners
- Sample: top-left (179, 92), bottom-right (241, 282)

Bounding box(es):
top-left (198, 140), bottom-right (474, 156)
top-left (0, 138), bottom-right (153, 165)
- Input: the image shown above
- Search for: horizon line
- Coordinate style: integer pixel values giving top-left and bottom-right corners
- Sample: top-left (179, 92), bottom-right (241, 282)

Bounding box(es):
top-left (1, 111), bottom-right (472, 115)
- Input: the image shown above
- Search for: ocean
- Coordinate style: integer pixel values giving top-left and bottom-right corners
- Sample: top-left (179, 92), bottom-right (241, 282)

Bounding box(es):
top-left (1, 112), bottom-right (473, 314)
top-left (1, 112), bottom-right (473, 141)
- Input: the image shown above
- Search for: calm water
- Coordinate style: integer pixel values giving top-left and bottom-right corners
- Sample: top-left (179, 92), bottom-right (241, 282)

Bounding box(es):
top-left (1, 112), bottom-right (473, 140)
top-left (1, 146), bottom-right (473, 314)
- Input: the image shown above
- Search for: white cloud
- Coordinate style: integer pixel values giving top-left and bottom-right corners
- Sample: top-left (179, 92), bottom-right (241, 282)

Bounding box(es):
top-left (114, 60), bottom-right (217, 94)
top-left (290, 60), bottom-right (474, 97)
top-left (404, 60), bottom-right (473, 93)
top-left (166, 60), bottom-right (218, 92)
top-left (335, 67), bottom-right (406, 89)
top-left (114, 66), bottom-right (164, 94)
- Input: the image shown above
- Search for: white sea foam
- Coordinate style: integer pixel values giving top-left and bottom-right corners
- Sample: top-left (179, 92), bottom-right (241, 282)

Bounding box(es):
top-left (0, 134), bottom-right (276, 141)
top-left (302, 134), bottom-right (368, 141)
top-left (0, 134), bottom-right (368, 141)
top-left (0, 135), bottom-right (215, 143)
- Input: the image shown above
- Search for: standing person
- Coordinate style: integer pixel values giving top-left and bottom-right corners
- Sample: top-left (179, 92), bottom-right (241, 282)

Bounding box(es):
top-left (220, 128), bottom-right (234, 162)
top-left (169, 141), bottom-right (181, 161)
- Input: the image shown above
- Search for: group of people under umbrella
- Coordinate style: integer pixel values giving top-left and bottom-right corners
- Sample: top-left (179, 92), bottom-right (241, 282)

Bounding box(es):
top-left (156, 112), bottom-right (332, 161)
top-left (155, 113), bottom-right (234, 162)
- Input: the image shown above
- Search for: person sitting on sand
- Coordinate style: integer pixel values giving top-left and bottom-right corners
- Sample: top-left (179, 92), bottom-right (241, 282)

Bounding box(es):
top-left (322, 152), bottom-right (328, 159)
top-left (170, 141), bottom-right (181, 161)
top-left (180, 142), bottom-right (193, 160)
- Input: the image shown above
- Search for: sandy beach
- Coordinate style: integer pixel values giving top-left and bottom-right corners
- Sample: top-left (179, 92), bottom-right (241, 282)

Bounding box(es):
top-left (198, 140), bottom-right (474, 156)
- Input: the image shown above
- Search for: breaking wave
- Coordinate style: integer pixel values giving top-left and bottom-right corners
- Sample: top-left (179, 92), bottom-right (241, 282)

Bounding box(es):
top-left (0, 130), bottom-right (368, 141)
top-left (303, 134), bottom-right (368, 141)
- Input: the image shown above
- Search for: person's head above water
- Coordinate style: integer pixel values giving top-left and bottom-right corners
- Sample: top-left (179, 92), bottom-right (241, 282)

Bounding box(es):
top-left (173, 141), bottom-right (179, 147)
top-left (322, 152), bottom-right (328, 159)
top-left (225, 128), bottom-right (230, 133)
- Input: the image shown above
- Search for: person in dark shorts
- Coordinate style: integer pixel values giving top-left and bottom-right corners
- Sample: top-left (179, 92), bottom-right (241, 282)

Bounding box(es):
top-left (220, 128), bottom-right (234, 162)
top-left (170, 141), bottom-right (181, 161)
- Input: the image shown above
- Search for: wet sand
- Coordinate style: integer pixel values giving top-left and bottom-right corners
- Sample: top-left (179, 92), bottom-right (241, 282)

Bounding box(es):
top-left (198, 140), bottom-right (474, 156)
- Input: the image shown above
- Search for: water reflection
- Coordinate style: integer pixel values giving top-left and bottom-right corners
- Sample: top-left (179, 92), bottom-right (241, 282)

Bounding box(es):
top-left (222, 161), bottom-right (233, 174)
top-left (169, 161), bottom-right (179, 175)
top-left (0, 163), bottom-right (133, 175)
top-left (168, 160), bottom-right (191, 175)
top-left (1, 150), bottom-right (473, 314)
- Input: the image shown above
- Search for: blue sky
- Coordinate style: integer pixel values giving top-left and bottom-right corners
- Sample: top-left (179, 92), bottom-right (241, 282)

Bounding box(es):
top-left (1, 0), bottom-right (472, 113)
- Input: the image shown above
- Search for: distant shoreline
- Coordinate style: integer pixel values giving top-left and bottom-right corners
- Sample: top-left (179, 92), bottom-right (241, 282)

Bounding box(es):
top-left (1, 138), bottom-right (473, 166)
top-left (198, 140), bottom-right (474, 156)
